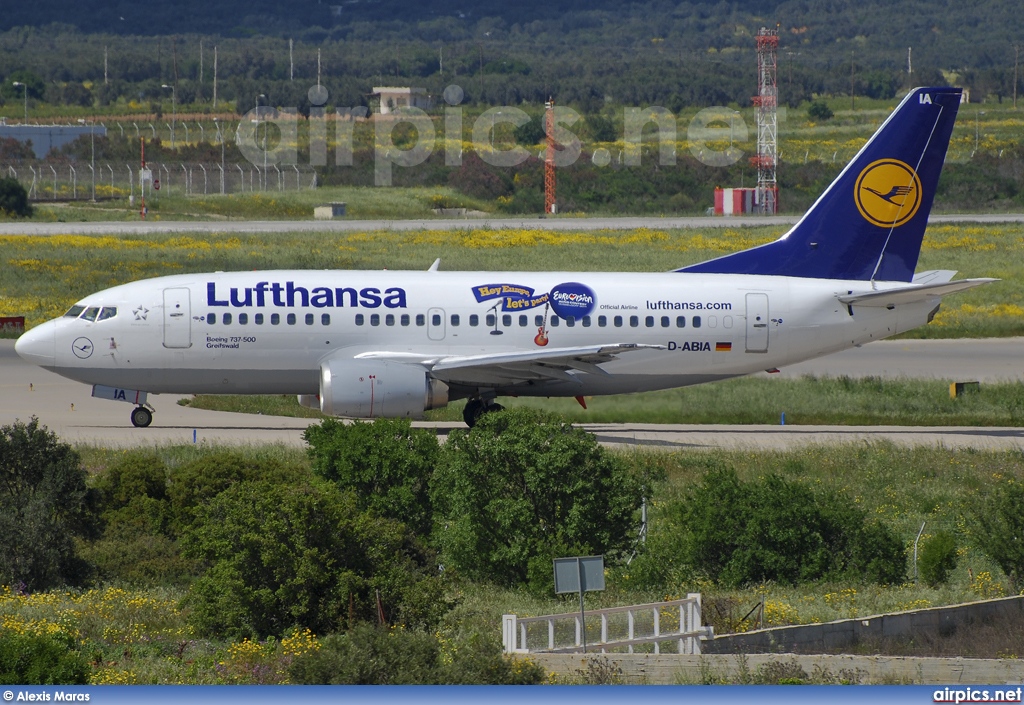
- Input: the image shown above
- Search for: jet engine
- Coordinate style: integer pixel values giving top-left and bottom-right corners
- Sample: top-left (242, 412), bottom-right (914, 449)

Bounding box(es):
top-left (318, 358), bottom-right (448, 419)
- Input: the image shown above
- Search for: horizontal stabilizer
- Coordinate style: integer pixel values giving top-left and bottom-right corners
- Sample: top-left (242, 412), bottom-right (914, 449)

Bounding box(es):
top-left (838, 278), bottom-right (996, 307)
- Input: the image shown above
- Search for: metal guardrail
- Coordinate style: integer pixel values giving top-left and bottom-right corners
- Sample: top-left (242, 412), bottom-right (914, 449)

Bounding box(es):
top-left (502, 593), bottom-right (713, 655)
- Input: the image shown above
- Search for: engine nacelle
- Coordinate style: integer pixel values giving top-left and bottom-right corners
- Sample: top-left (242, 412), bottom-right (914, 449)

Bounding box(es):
top-left (297, 394), bottom-right (320, 410)
top-left (319, 358), bottom-right (448, 419)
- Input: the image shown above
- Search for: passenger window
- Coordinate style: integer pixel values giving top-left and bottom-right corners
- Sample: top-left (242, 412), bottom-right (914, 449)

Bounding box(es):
top-left (223, 313), bottom-right (232, 325)
top-left (645, 316), bottom-right (654, 327)
top-left (723, 315), bottom-right (733, 328)
top-left (64, 305), bottom-right (86, 318)
top-left (98, 307), bottom-right (118, 321)
top-left (386, 314), bottom-right (395, 326)
top-left (598, 315), bottom-right (607, 327)
top-left (470, 314), bottom-right (479, 327)
top-left (614, 316), bottom-right (623, 327)
top-left (708, 315), bottom-right (718, 328)
top-left (255, 313), bottom-right (264, 325)
top-left (416, 314), bottom-right (425, 326)
top-left (486, 314), bottom-right (495, 326)
top-left (286, 313), bottom-right (296, 325)
top-left (207, 313), bottom-right (216, 324)
top-left (432, 314), bottom-right (441, 326)
top-left (355, 314), bottom-right (364, 326)
top-left (322, 313), bottom-right (331, 326)
top-left (306, 313), bottom-right (315, 325)
top-left (550, 317), bottom-right (560, 327)
top-left (566, 317), bottom-right (576, 327)
top-left (271, 313), bottom-right (281, 325)
top-left (519, 315), bottom-right (528, 327)
top-left (82, 307), bottom-right (100, 322)
top-left (582, 316), bottom-right (591, 327)
top-left (400, 314), bottom-right (409, 326)
top-left (371, 314), bottom-right (380, 326)
top-left (630, 316), bottom-right (639, 327)
top-left (676, 316), bottom-right (686, 328)
top-left (661, 316), bottom-right (670, 328)
top-left (535, 315), bottom-right (544, 327)
top-left (239, 313), bottom-right (249, 324)
top-left (693, 316), bottom-right (702, 328)
top-left (502, 314), bottom-right (512, 327)
top-left (451, 314), bottom-right (460, 326)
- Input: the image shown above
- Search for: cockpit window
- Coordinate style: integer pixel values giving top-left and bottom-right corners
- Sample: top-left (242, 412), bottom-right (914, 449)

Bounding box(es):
top-left (64, 305), bottom-right (86, 318)
top-left (97, 307), bottom-right (117, 321)
top-left (81, 307), bottom-right (100, 322)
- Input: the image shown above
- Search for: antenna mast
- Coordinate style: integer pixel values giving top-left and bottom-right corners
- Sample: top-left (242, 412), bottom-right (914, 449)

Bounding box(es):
top-left (751, 26), bottom-right (779, 214)
top-left (545, 98), bottom-right (556, 215)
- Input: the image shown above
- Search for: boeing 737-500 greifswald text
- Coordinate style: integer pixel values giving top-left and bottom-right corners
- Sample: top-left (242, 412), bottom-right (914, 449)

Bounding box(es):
top-left (15, 88), bottom-right (995, 427)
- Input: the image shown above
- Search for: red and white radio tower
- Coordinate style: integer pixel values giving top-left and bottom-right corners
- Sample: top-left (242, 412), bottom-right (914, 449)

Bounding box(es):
top-left (751, 26), bottom-right (779, 214)
top-left (544, 98), bottom-right (556, 215)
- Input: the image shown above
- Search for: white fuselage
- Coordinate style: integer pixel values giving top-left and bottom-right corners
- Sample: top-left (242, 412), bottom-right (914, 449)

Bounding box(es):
top-left (18, 269), bottom-right (937, 403)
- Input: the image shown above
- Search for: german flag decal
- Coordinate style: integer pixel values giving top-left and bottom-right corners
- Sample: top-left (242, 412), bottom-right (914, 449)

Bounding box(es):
top-left (715, 342), bottom-right (732, 352)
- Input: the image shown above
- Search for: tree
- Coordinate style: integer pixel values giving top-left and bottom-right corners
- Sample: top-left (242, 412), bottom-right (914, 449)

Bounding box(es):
top-left (633, 468), bottom-right (906, 588)
top-left (0, 419), bottom-right (94, 591)
top-left (304, 418), bottom-right (438, 537)
top-left (972, 480), bottom-right (1024, 591)
top-left (430, 408), bottom-right (644, 590)
top-left (807, 100), bottom-right (834, 122)
top-left (919, 530), bottom-right (958, 587)
top-left (0, 178), bottom-right (32, 218)
top-left (182, 480), bottom-right (447, 639)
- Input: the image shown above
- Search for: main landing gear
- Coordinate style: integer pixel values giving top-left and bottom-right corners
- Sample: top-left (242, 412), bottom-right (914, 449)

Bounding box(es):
top-left (130, 405), bottom-right (154, 428)
top-left (462, 398), bottom-right (505, 428)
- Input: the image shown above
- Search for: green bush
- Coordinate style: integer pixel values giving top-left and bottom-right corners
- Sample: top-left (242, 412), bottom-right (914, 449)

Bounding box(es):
top-left (289, 622), bottom-right (544, 685)
top-left (807, 100), bottom-right (834, 122)
top-left (0, 177), bottom-right (32, 218)
top-left (0, 631), bottom-right (89, 685)
top-left (182, 480), bottom-right (447, 639)
top-left (0, 418), bottom-right (96, 591)
top-left (972, 480), bottom-right (1024, 590)
top-left (919, 530), bottom-right (958, 587)
top-left (430, 408), bottom-right (645, 591)
top-left (304, 418), bottom-right (438, 536)
top-left (633, 468), bottom-right (905, 588)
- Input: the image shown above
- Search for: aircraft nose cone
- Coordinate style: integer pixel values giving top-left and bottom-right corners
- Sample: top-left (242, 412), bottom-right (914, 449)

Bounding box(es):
top-left (15, 321), bottom-right (56, 367)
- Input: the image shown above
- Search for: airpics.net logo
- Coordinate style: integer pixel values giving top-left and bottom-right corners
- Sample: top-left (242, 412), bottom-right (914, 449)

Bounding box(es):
top-left (236, 83), bottom-right (782, 185)
top-left (854, 158), bottom-right (923, 228)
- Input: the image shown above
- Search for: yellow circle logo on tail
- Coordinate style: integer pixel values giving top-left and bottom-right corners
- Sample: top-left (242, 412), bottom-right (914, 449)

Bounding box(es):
top-left (854, 159), bottom-right (922, 228)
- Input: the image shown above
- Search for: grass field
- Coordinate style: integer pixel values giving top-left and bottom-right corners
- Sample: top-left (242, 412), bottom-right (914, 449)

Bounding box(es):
top-left (182, 375), bottom-right (1024, 426)
top-left (0, 221), bottom-right (1018, 335)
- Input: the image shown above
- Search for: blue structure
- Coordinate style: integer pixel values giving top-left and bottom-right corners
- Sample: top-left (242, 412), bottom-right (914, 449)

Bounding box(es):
top-left (0, 123), bottom-right (107, 158)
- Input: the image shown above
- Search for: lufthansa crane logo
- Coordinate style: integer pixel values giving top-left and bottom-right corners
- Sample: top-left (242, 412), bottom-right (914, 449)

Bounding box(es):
top-left (854, 159), bottom-right (922, 228)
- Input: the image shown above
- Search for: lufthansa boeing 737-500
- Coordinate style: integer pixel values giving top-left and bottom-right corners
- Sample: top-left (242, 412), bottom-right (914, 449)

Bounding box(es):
top-left (15, 87), bottom-right (995, 428)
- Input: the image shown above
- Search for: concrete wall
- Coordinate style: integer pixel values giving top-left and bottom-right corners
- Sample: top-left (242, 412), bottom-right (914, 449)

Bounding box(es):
top-left (531, 652), bottom-right (1024, 685)
top-left (703, 595), bottom-right (1024, 655)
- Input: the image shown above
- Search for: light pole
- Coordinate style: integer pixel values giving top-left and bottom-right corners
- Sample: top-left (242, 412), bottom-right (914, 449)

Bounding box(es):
top-left (257, 94), bottom-right (267, 190)
top-left (213, 117), bottom-right (225, 194)
top-left (77, 119), bottom-right (96, 202)
top-left (162, 84), bottom-right (176, 150)
top-left (12, 81), bottom-right (27, 122)
top-left (975, 110), bottom-right (985, 154)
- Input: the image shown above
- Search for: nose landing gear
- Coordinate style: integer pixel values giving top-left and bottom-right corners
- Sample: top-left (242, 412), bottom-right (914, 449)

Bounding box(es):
top-left (130, 405), bottom-right (154, 428)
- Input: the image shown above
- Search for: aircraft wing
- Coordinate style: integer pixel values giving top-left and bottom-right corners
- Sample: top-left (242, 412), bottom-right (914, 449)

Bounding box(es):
top-left (354, 343), bottom-right (664, 385)
top-left (838, 278), bottom-right (996, 308)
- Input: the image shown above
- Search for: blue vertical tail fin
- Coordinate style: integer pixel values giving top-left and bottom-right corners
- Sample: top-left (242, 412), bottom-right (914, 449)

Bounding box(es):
top-left (679, 87), bottom-right (962, 282)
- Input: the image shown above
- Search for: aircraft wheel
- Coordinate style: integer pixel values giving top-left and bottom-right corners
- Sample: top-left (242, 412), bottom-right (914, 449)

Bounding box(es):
top-left (463, 399), bottom-right (504, 428)
top-left (463, 399), bottom-right (484, 427)
top-left (130, 406), bottom-right (153, 428)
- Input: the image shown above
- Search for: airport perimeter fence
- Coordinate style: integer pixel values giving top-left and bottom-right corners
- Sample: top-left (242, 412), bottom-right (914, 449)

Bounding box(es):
top-left (0, 161), bottom-right (318, 201)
